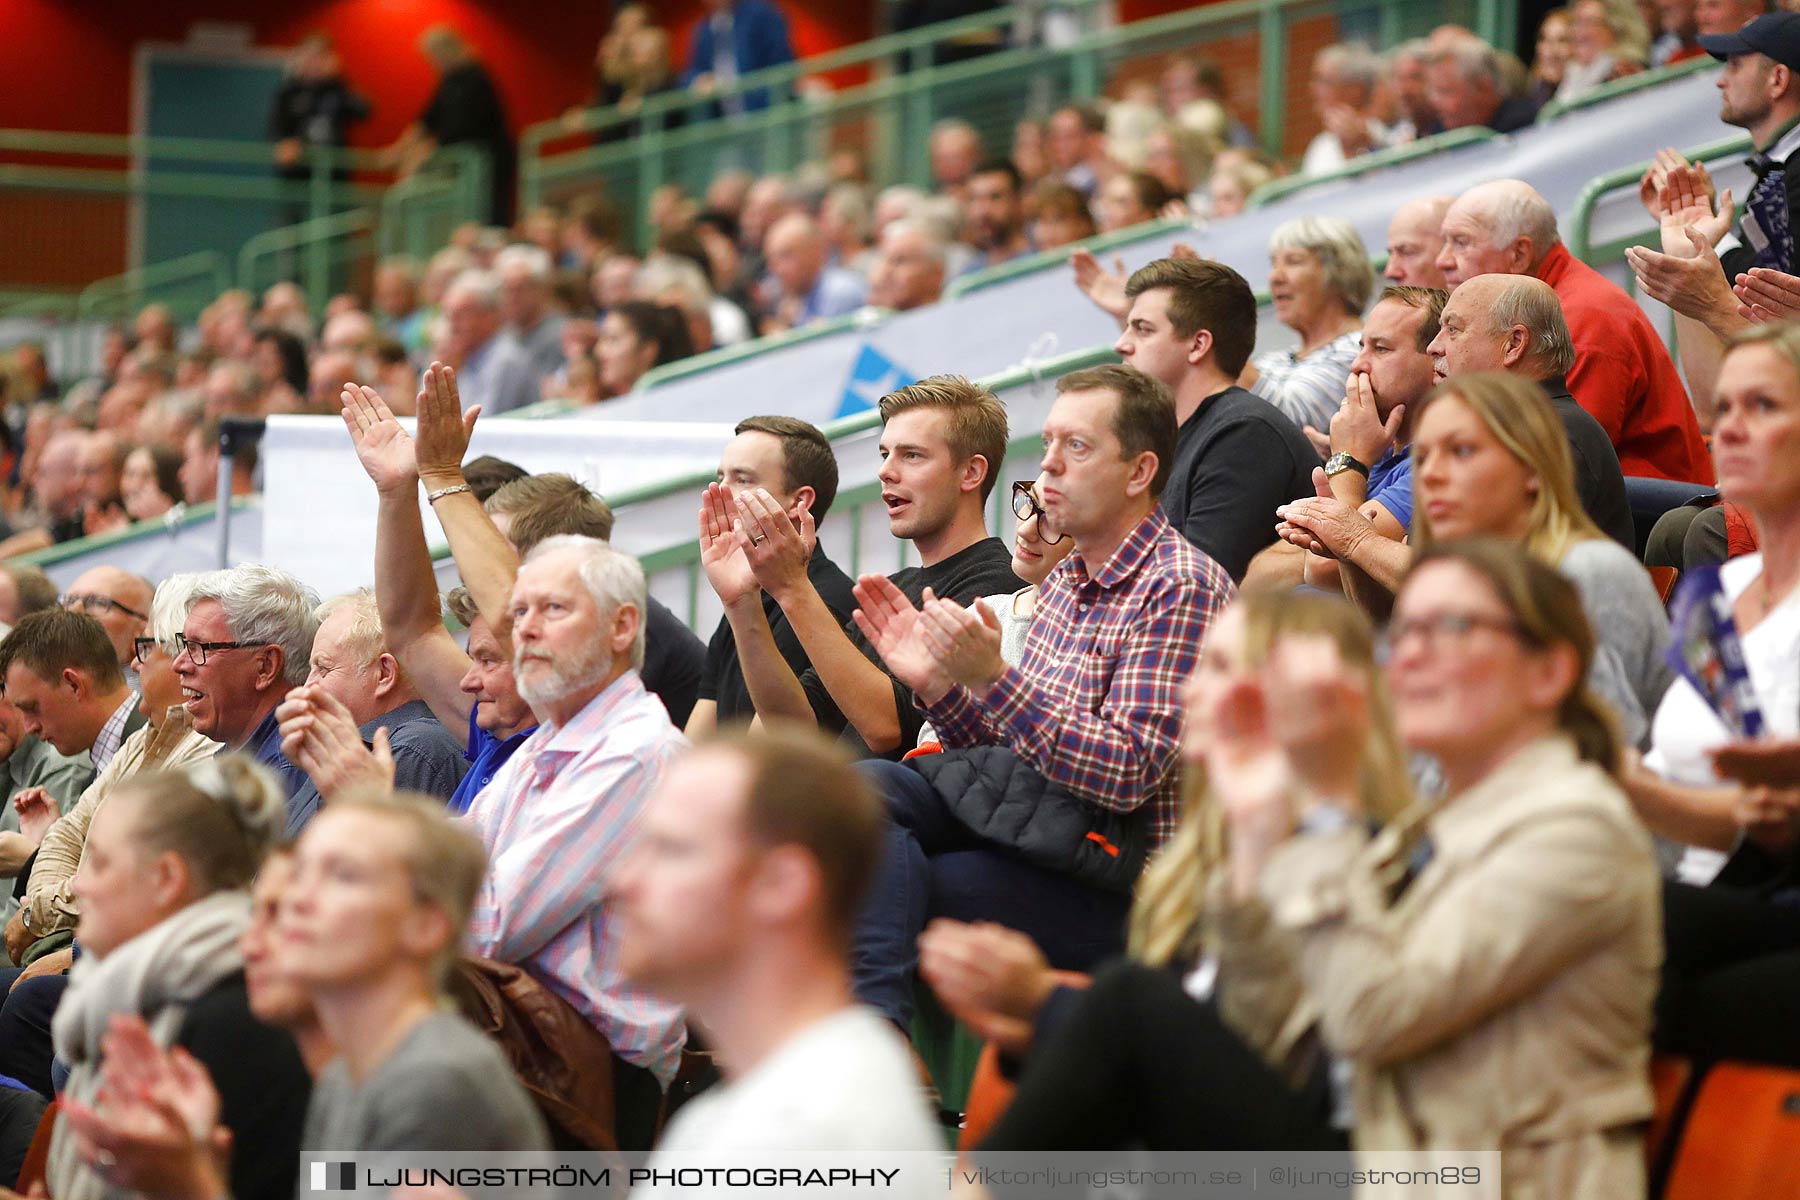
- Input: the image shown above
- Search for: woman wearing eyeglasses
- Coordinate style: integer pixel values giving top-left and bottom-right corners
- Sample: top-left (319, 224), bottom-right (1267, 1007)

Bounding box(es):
top-left (915, 481), bottom-right (1074, 749)
top-left (1279, 371), bottom-right (1673, 746)
top-left (1214, 540), bottom-right (1659, 1198)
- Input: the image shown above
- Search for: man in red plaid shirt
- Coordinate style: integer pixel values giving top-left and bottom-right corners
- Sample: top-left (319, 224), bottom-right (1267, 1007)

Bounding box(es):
top-left (849, 363), bottom-right (1235, 1029)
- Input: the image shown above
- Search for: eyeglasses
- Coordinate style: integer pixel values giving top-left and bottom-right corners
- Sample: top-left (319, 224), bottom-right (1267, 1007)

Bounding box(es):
top-left (1381, 611), bottom-right (1529, 659)
top-left (1010, 480), bottom-right (1068, 545)
top-left (60, 593), bottom-right (148, 622)
top-left (172, 634), bottom-right (254, 666)
top-left (130, 636), bottom-right (164, 666)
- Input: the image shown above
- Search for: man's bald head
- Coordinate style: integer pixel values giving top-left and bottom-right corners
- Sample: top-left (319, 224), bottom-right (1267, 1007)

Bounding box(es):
top-left (1434, 180), bottom-right (1560, 288)
top-left (1429, 273), bottom-right (1575, 381)
top-left (63, 565), bottom-right (154, 668)
top-left (1385, 195), bottom-right (1456, 287)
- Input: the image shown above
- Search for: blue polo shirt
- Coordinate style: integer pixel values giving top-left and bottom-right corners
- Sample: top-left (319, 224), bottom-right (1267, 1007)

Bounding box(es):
top-left (448, 705), bottom-right (537, 814)
top-left (244, 708), bottom-right (309, 800)
top-left (1367, 445), bottom-right (1414, 531)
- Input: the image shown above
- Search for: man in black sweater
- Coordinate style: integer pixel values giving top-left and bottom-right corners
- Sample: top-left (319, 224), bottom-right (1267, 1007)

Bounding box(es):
top-left (1113, 257), bottom-right (1318, 581)
top-left (712, 376), bottom-right (1021, 759)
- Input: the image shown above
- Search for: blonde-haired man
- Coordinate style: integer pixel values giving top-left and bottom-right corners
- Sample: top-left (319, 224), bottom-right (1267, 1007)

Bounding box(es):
top-left (277, 589), bottom-right (467, 832)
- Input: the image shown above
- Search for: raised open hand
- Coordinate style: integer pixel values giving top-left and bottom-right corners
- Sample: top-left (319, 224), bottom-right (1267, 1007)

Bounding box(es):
top-left (698, 483), bottom-right (760, 607)
top-left (338, 382), bottom-right (418, 494)
top-left (415, 362), bottom-right (480, 486)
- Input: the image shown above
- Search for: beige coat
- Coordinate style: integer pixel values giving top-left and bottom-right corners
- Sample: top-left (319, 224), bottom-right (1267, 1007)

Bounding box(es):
top-left (1253, 734), bottom-right (1661, 1200)
top-left (21, 709), bottom-right (218, 937)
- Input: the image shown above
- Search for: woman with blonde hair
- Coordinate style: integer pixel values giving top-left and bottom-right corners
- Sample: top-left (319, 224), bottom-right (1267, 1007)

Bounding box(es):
top-left (45, 757), bottom-right (311, 1200)
top-left (1213, 540), bottom-right (1659, 1197)
top-left (1278, 371), bottom-right (1673, 744)
top-left (920, 587), bottom-right (1407, 1150)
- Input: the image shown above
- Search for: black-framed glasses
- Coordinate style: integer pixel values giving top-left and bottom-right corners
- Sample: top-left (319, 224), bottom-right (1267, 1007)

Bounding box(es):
top-left (130, 636), bottom-right (163, 666)
top-left (1010, 480), bottom-right (1068, 545)
top-left (60, 593), bottom-right (148, 622)
top-left (172, 634), bottom-right (253, 666)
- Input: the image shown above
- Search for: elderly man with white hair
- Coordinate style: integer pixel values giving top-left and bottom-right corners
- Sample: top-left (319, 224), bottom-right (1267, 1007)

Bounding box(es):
top-left (440, 268), bottom-right (538, 415)
top-left (463, 533), bottom-right (686, 1149)
top-left (865, 219), bottom-right (947, 312)
top-left (276, 589), bottom-right (469, 833)
top-left (495, 243), bottom-right (567, 378)
top-left (1437, 179), bottom-right (1712, 486)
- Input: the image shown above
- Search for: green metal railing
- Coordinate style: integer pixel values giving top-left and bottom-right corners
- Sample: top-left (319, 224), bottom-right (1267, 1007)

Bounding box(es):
top-left (634, 311), bottom-right (873, 392)
top-left (945, 217), bottom-right (1194, 300)
top-left (13, 497), bottom-right (257, 571)
top-left (0, 132), bottom-right (487, 319)
top-left (1565, 132), bottom-right (1752, 374)
top-left (1248, 125), bottom-right (1501, 208)
top-left (527, 5), bottom-right (1100, 166)
top-left (75, 250), bottom-right (230, 322)
top-left (1567, 134), bottom-right (1752, 265)
top-left (1535, 54), bottom-right (1718, 125)
top-left (522, 0), bottom-right (1496, 248)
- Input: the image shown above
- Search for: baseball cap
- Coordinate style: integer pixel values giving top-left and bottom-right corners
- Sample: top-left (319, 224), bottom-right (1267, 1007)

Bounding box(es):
top-left (1699, 12), bottom-right (1800, 71)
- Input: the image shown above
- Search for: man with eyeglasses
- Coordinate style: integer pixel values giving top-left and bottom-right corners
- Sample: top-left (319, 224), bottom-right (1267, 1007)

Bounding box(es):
top-left (58, 566), bottom-right (153, 674)
top-left (174, 564), bottom-right (320, 800)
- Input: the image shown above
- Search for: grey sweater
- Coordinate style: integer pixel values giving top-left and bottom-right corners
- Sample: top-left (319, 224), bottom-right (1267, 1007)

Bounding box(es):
top-left (1559, 538), bottom-right (1675, 749)
top-left (301, 1010), bottom-right (548, 1156)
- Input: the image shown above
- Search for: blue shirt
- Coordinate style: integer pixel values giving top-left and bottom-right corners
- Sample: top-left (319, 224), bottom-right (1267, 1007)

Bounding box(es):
top-left (449, 704), bottom-right (537, 815)
top-left (1368, 444), bottom-right (1414, 531)
top-left (244, 708), bottom-right (309, 800)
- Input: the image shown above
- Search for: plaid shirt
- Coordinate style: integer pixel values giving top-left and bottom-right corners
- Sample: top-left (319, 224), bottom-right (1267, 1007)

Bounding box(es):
top-left (463, 671), bottom-right (688, 1087)
top-left (920, 506), bottom-right (1233, 847)
top-left (89, 693), bottom-right (137, 774)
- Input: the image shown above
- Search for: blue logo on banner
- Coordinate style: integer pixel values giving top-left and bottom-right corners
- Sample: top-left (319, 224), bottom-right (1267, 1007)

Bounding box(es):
top-left (838, 344), bottom-right (913, 417)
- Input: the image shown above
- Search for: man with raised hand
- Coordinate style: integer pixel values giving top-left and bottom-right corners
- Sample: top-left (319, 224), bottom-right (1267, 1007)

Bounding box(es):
top-left (336, 376), bottom-right (538, 815)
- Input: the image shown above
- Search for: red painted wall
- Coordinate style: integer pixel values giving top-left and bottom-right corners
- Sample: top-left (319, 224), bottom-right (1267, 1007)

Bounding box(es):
top-left (0, 0), bottom-right (873, 143)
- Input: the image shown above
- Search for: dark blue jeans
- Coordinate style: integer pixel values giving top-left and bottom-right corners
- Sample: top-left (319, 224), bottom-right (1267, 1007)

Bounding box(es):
top-left (851, 759), bottom-right (1132, 1029)
top-left (0, 972), bottom-right (69, 1097)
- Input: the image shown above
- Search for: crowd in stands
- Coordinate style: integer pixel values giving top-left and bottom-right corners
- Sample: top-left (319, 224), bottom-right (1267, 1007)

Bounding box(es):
top-left (3, 3), bottom-right (1800, 1198)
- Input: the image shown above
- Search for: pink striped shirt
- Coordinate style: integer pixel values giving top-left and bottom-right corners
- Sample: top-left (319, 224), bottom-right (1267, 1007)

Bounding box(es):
top-left (462, 671), bottom-right (687, 1086)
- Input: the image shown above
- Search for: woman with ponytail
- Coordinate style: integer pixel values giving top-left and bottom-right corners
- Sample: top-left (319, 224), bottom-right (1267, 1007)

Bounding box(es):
top-left (47, 756), bottom-right (312, 1200)
top-left (1214, 539), bottom-right (1659, 1198)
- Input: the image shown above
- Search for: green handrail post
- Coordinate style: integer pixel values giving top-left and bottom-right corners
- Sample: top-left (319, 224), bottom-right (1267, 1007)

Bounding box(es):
top-left (1566, 133), bottom-right (1751, 262)
top-left (1536, 55), bottom-right (1716, 124)
top-left (1247, 126), bottom-right (1501, 209)
top-left (1259, 0), bottom-right (1288, 159)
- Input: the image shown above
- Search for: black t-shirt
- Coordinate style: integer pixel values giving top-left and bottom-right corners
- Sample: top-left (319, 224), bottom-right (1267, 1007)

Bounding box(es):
top-left (699, 544), bottom-right (857, 728)
top-left (1161, 386), bottom-right (1318, 582)
top-left (176, 972), bottom-right (312, 1200)
top-left (642, 596), bottom-right (705, 728)
top-left (1541, 375), bottom-right (1636, 550)
top-left (268, 77), bottom-right (369, 178)
top-left (800, 536), bottom-right (1023, 760)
